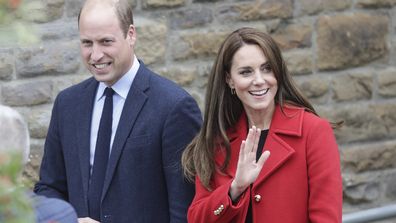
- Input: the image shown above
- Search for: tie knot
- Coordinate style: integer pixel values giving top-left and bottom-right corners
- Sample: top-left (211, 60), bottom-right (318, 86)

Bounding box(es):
top-left (104, 87), bottom-right (114, 97)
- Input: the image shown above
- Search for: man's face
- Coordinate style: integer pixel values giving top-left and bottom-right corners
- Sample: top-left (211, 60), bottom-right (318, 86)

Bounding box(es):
top-left (79, 4), bottom-right (136, 86)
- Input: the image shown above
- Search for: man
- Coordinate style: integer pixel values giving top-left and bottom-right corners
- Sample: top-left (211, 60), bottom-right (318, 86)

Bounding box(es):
top-left (0, 105), bottom-right (78, 223)
top-left (33, 0), bottom-right (202, 222)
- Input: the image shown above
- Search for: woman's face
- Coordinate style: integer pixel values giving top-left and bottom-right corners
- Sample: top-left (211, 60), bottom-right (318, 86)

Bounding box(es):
top-left (227, 44), bottom-right (278, 115)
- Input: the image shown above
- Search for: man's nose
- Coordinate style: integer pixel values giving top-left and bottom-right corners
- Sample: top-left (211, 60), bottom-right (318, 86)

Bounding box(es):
top-left (91, 44), bottom-right (104, 62)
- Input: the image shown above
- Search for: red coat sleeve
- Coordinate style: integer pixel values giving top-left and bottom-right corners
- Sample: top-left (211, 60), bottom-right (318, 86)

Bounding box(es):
top-left (187, 176), bottom-right (250, 223)
top-left (306, 118), bottom-right (343, 223)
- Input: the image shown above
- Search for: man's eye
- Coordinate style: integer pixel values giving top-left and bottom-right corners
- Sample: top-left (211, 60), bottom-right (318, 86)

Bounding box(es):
top-left (81, 41), bottom-right (92, 46)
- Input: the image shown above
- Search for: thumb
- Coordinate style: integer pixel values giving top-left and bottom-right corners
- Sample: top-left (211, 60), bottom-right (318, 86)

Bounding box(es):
top-left (257, 150), bottom-right (270, 167)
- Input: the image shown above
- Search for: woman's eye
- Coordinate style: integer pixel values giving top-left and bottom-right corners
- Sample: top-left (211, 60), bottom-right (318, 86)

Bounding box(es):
top-left (240, 70), bottom-right (251, 75)
top-left (262, 65), bottom-right (272, 72)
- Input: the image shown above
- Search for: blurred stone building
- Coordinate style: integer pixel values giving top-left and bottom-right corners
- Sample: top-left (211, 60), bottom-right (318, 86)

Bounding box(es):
top-left (0, 0), bottom-right (395, 219)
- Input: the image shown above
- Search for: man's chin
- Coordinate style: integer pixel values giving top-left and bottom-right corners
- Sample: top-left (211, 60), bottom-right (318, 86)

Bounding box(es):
top-left (92, 74), bottom-right (113, 84)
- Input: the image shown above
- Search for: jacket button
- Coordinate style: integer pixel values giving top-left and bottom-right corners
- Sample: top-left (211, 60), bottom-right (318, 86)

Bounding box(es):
top-left (254, 194), bottom-right (261, 202)
top-left (213, 204), bottom-right (224, 216)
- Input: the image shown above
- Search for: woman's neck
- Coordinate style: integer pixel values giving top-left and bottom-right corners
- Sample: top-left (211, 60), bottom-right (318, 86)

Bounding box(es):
top-left (245, 103), bottom-right (275, 130)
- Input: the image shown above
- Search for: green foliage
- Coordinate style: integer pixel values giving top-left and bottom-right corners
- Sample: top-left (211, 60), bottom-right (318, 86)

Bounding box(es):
top-left (0, 0), bottom-right (38, 46)
top-left (0, 152), bottom-right (35, 223)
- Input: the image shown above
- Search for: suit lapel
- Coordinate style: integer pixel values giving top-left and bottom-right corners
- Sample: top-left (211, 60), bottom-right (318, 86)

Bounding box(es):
top-left (75, 78), bottom-right (98, 206)
top-left (101, 64), bottom-right (150, 200)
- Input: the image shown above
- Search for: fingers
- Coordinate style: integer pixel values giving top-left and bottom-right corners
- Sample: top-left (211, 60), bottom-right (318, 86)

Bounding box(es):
top-left (239, 140), bottom-right (246, 161)
top-left (251, 126), bottom-right (260, 153)
top-left (245, 126), bottom-right (260, 152)
top-left (257, 150), bottom-right (270, 167)
top-left (78, 217), bottom-right (100, 223)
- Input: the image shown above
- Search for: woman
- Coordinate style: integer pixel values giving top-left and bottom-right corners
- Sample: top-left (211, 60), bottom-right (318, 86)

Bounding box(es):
top-left (182, 27), bottom-right (342, 223)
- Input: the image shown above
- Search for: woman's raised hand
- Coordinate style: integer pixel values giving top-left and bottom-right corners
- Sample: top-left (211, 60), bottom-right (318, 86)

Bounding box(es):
top-left (229, 126), bottom-right (270, 201)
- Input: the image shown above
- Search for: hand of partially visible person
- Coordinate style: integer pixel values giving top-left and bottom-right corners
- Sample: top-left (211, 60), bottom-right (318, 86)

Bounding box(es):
top-left (78, 217), bottom-right (100, 223)
top-left (229, 126), bottom-right (270, 201)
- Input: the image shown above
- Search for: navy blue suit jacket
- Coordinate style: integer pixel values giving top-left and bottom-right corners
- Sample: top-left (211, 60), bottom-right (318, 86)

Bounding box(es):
top-left (34, 62), bottom-right (202, 222)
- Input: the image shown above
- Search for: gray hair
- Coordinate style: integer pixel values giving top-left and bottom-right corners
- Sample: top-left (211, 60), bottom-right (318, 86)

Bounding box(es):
top-left (0, 105), bottom-right (30, 164)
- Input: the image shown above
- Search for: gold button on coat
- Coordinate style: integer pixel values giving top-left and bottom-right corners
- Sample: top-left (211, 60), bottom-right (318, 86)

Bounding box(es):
top-left (254, 194), bottom-right (261, 202)
top-left (213, 204), bottom-right (224, 216)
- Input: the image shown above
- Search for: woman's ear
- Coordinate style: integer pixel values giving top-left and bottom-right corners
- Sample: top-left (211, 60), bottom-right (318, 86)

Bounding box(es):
top-left (226, 72), bottom-right (234, 89)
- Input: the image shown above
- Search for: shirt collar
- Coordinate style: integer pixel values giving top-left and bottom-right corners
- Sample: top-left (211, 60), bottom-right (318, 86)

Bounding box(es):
top-left (96, 55), bottom-right (140, 101)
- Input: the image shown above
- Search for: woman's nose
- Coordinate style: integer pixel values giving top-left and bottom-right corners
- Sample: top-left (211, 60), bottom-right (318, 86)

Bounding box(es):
top-left (253, 72), bottom-right (265, 85)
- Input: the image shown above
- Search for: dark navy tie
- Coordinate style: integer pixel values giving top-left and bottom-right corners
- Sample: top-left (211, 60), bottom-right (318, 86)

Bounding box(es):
top-left (88, 87), bottom-right (114, 221)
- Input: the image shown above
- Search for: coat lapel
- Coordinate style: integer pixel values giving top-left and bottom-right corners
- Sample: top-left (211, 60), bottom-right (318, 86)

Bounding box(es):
top-left (214, 112), bottom-right (248, 178)
top-left (215, 105), bottom-right (304, 187)
top-left (253, 105), bottom-right (303, 188)
top-left (76, 78), bottom-right (98, 207)
top-left (101, 64), bottom-right (150, 200)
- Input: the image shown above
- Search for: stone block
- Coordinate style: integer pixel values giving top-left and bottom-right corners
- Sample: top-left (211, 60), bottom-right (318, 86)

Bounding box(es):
top-left (65, 0), bottom-right (84, 17)
top-left (356, 0), bottom-right (396, 8)
top-left (392, 37), bottom-right (396, 66)
top-left (193, 0), bottom-right (222, 2)
top-left (173, 31), bottom-right (228, 60)
top-left (15, 43), bottom-right (80, 78)
top-left (321, 103), bottom-right (395, 144)
top-left (343, 173), bottom-right (382, 204)
top-left (22, 105), bottom-right (52, 139)
top-left (2, 80), bottom-right (53, 106)
top-left (0, 55), bottom-right (13, 81)
top-left (23, 138), bottom-right (45, 183)
top-left (169, 7), bottom-right (213, 29)
top-left (216, 0), bottom-right (293, 22)
top-left (299, 0), bottom-right (352, 15)
top-left (38, 22), bottom-right (78, 41)
top-left (272, 22), bottom-right (312, 50)
top-left (341, 140), bottom-right (396, 173)
top-left (378, 68), bottom-right (396, 98)
top-left (317, 13), bottom-right (388, 71)
top-left (296, 75), bottom-right (329, 104)
top-left (20, 0), bottom-right (65, 23)
top-left (157, 66), bottom-right (197, 86)
top-left (384, 170), bottom-right (396, 200)
top-left (52, 74), bottom-right (90, 97)
top-left (135, 18), bottom-right (167, 65)
top-left (143, 0), bottom-right (185, 8)
top-left (373, 103), bottom-right (396, 139)
top-left (332, 72), bottom-right (373, 102)
top-left (283, 49), bottom-right (312, 75)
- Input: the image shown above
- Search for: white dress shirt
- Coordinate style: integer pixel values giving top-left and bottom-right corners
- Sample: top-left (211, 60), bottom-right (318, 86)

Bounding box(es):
top-left (89, 56), bottom-right (140, 171)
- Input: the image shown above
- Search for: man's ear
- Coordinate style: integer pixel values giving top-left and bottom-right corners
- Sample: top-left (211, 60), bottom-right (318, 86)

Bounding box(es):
top-left (126, 25), bottom-right (136, 47)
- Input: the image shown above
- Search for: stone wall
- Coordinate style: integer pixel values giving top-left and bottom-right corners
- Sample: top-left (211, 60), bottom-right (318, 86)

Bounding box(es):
top-left (1, 0), bottom-right (395, 216)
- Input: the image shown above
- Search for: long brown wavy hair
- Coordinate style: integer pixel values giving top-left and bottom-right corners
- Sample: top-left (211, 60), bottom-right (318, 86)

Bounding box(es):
top-left (182, 27), bottom-right (323, 190)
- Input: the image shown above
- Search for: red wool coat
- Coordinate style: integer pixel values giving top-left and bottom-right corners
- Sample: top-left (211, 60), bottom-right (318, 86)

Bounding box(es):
top-left (188, 105), bottom-right (342, 223)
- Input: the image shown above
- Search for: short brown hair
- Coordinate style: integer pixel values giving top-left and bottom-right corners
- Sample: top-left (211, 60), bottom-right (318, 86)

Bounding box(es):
top-left (78, 0), bottom-right (134, 37)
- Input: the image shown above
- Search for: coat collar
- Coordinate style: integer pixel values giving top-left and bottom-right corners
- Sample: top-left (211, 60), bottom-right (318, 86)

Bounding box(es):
top-left (215, 104), bottom-right (305, 185)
